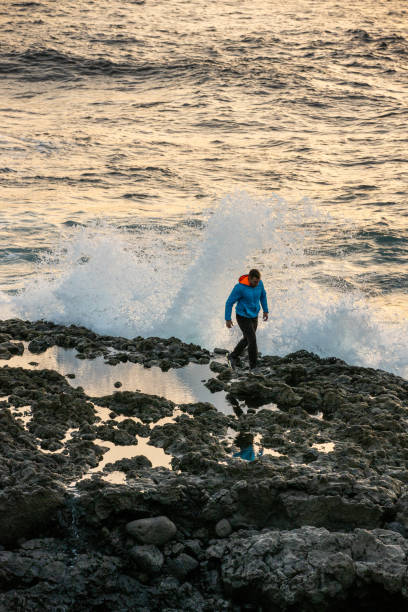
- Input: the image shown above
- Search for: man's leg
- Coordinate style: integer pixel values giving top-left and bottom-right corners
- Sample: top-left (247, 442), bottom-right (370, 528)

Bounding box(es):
top-left (229, 314), bottom-right (250, 360)
top-left (230, 315), bottom-right (258, 367)
top-left (229, 337), bottom-right (247, 361)
top-left (247, 317), bottom-right (258, 368)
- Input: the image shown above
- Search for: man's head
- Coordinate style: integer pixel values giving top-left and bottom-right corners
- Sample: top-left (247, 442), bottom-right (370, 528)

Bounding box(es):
top-left (248, 268), bottom-right (261, 287)
top-left (235, 431), bottom-right (254, 448)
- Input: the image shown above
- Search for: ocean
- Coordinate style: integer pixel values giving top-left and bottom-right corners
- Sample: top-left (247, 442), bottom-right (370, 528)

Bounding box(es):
top-left (0, 0), bottom-right (407, 376)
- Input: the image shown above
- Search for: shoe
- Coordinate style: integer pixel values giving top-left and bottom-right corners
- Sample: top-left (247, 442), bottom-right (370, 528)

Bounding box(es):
top-left (227, 353), bottom-right (238, 369)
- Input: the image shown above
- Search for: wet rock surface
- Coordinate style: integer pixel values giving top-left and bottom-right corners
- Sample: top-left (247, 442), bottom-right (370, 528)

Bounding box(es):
top-left (0, 318), bottom-right (211, 369)
top-left (0, 319), bottom-right (408, 610)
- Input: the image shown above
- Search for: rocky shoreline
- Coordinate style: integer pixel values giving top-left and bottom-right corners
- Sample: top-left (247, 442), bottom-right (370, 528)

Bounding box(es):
top-left (1, 318), bottom-right (408, 611)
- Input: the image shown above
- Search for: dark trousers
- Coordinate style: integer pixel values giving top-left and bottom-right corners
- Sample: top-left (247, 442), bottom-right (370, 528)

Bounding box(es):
top-left (230, 314), bottom-right (258, 368)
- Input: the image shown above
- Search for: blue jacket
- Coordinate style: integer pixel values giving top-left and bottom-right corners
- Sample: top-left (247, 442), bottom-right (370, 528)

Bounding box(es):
top-left (225, 274), bottom-right (268, 321)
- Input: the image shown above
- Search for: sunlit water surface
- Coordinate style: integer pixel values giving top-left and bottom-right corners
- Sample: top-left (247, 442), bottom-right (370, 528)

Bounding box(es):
top-left (0, 0), bottom-right (407, 376)
top-left (5, 344), bottom-right (234, 412)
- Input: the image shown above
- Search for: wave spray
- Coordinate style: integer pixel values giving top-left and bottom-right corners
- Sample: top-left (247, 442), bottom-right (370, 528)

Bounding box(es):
top-left (1, 191), bottom-right (406, 378)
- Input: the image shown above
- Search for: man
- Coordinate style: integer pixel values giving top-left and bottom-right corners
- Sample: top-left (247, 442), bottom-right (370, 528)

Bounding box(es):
top-left (225, 269), bottom-right (268, 370)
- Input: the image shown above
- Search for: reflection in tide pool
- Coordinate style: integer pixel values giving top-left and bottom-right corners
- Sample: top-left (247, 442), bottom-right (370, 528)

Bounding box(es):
top-left (102, 471), bottom-right (127, 485)
top-left (5, 344), bottom-right (234, 413)
top-left (92, 438), bottom-right (172, 471)
top-left (312, 442), bottom-right (335, 454)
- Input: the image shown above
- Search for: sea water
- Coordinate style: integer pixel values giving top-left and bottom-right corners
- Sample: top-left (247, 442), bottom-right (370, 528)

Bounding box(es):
top-left (0, 0), bottom-right (407, 377)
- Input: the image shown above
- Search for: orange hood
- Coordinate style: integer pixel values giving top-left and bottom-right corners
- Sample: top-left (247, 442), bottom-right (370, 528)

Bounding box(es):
top-left (239, 274), bottom-right (250, 286)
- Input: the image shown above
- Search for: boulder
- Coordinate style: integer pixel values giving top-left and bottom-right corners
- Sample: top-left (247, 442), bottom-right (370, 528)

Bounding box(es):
top-left (130, 544), bottom-right (164, 574)
top-left (126, 516), bottom-right (177, 546)
top-left (204, 378), bottom-right (225, 393)
top-left (209, 361), bottom-right (225, 373)
top-left (0, 341), bottom-right (24, 357)
top-left (28, 337), bottom-right (54, 354)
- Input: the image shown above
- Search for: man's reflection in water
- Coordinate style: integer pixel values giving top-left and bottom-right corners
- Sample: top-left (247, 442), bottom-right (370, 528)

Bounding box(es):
top-left (232, 431), bottom-right (263, 462)
top-left (228, 395), bottom-right (263, 461)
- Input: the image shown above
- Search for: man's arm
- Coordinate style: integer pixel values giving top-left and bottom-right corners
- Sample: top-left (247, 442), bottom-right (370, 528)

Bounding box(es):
top-left (225, 284), bottom-right (241, 324)
top-left (260, 283), bottom-right (269, 320)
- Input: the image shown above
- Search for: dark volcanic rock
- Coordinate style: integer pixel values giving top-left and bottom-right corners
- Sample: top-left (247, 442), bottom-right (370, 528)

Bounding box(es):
top-left (28, 336), bottom-right (54, 354)
top-left (126, 516), bottom-right (177, 545)
top-left (0, 319), bottom-right (212, 370)
top-left (228, 378), bottom-right (302, 407)
top-left (94, 422), bottom-right (137, 445)
top-left (1, 319), bottom-right (408, 610)
top-left (215, 518), bottom-right (232, 538)
top-left (0, 539), bottom-right (154, 611)
top-left (94, 390), bottom-right (175, 423)
top-left (130, 544), bottom-right (164, 574)
top-left (204, 377), bottom-right (226, 392)
top-left (104, 455), bottom-right (152, 472)
top-left (207, 526), bottom-right (408, 610)
top-left (209, 360), bottom-right (226, 373)
top-left (0, 340), bottom-right (24, 359)
top-left (166, 552), bottom-right (199, 579)
top-left (0, 409), bottom-right (66, 546)
top-left (0, 483), bottom-right (65, 546)
top-left (149, 407), bottom-right (229, 458)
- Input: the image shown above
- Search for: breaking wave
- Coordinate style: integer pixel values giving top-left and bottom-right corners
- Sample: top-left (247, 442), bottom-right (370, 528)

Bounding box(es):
top-left (0, 191), bottom-right (407, 378)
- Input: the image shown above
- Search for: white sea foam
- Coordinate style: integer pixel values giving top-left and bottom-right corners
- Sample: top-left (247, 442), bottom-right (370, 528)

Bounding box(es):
top-left (0, 191), bottom-right (407, 378)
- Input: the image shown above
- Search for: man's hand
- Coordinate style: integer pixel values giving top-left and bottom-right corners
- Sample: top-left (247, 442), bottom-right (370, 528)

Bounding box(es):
top-left (226, 320), bottom-right (233, 329)
top-left (263, 312), bottom-right (269, 322)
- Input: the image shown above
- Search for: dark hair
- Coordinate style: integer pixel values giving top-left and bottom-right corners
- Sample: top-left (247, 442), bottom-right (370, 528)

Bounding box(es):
top-left (235, 431), bottom-right (254, 448)
top-left (248, 268), bottom-right (261, 279)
